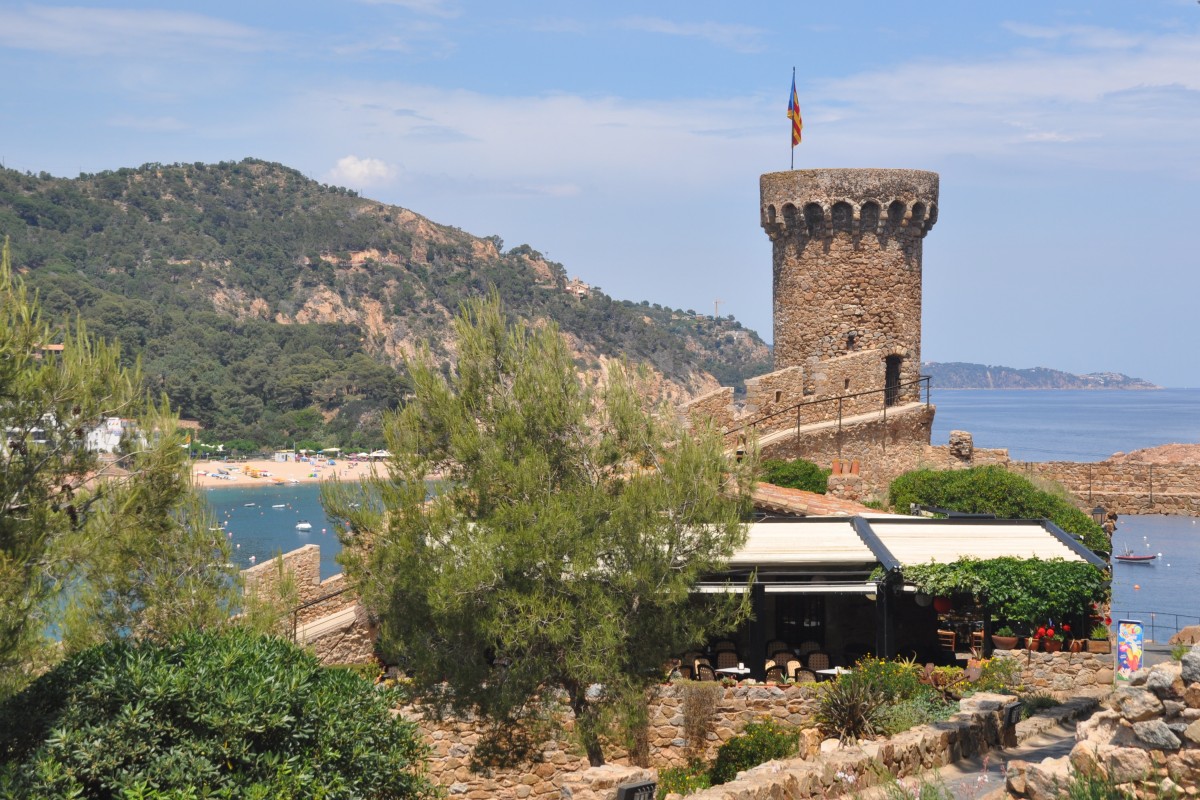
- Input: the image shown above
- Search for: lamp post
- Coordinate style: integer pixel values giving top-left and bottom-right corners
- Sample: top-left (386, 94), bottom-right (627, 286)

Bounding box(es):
top-left (1091, 506), bottom-right (1106, 526)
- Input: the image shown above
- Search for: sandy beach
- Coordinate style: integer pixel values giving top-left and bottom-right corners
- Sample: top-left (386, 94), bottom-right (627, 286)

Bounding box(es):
top-left (192, 458), bottom-right (384, 489)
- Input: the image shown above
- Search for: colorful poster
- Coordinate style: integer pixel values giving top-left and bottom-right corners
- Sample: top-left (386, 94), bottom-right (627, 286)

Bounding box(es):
top-left (1115, 619), bottom-right (1144, 682)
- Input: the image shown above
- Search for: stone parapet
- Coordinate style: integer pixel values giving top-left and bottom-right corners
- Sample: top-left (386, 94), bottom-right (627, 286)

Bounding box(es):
top-left (991, 649), bottom-right (1115, 693)
top-left (1007, 461), bottom-right (1200, 517)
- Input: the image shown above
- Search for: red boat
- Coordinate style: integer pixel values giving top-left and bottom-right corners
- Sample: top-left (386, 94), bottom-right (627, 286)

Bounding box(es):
top-left (1114, 549), bottom-right (1158, 564)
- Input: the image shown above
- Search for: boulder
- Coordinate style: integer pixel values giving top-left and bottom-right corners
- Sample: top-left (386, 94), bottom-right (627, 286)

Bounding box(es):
top-left (1185, 720), bottom-right (1200, 746)
top-left (1024, 756), bottom-right (1072, 800)
top-left (1145, 662), bottom-right (1183, 697)
top-left (1182, 650), bottom-right (1200, 685)
top-left (1112, 687), bottom-right (1164, 722)
top-left (1132, 719), bottom-right (1182, 750)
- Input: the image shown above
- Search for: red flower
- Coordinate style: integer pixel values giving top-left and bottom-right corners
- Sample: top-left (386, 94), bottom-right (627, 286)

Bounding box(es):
top-left (1105, 615), bottom-right (1112, 625)
top-left (1037, 626), bottom-right (1047, 637)
top-left (1047, 628), bottom-right (1056, 638)
top-left (1063, 624), bottom-right (1071, 633)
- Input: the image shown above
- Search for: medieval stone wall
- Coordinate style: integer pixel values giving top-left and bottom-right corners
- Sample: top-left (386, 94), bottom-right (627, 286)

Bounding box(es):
top-left (1006, 461), bottom-right (1200, 516)
top-left (992, 649), bottom-right (1115, 693)
top-left (760, 168), bottom-right (938, 408)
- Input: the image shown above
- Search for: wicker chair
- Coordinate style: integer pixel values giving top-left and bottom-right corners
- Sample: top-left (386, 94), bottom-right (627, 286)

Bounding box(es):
top-left (797, 640), bottom-right (821, 656)
top-left (770, 650), bottom-right (794, 667)
top-left (794, 669), bottom-right (818, 684)
top-left (765, 665), bottom-right (785, 682)
top-left (806, 651), bottom-right (831, 672)
top-left (765, 639), bottom-right (790, 656)
top-left (713, 639), bottom-right (738, 653)
top-left (695, 663), bottom-right (717, 681)
top-left (785, 659), bottom-right (803, 679)
top-left (716, 651), bottom-right (739, 670)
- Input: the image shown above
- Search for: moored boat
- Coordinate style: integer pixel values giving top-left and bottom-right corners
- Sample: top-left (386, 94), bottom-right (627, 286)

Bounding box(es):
top-left (295, 520), bottom-right (312, 531)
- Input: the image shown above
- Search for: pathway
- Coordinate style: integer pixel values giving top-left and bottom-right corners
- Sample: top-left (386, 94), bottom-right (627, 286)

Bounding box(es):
top-left (933, 721), bottom-right (1078, 800)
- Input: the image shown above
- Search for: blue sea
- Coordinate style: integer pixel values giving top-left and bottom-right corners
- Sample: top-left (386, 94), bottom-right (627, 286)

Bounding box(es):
top-left (209, 389), bottom-right (1200, 631)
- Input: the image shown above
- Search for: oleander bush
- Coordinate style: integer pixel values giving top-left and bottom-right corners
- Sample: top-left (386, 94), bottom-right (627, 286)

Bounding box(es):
top-left (0, 629), bottom-right (432, 799)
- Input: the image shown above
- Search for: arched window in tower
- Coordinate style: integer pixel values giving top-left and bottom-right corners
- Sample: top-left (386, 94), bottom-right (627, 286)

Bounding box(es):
top-left (887, 200), bottom-right (906, 230)
top-left (885, 355), bottom-right (902, 407)
top-left (831, 201), bottom-right (853, 233)
top-left (910, 202), bottom-right (926, 227)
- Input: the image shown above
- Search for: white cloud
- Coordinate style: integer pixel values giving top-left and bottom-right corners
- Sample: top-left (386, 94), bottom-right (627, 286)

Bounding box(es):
top-left (620, 17), bottom-right (766, 53)
top-left (327, 155), bottom-right (399, 187)
top-left (0, 6), bottom-right (269, 57)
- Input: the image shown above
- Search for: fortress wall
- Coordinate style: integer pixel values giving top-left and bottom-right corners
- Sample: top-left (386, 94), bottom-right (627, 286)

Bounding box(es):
top-left (241, 544), bottom-right (357, 628)
top-left (1007, 461), bottom-right (1200, 516)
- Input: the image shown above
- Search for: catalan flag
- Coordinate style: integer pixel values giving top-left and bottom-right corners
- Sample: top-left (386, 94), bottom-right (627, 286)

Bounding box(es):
top-left (787, 75), bottom-right (803, 147)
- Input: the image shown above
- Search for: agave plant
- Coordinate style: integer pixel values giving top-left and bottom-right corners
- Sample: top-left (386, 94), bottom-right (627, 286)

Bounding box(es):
top-left (815, 674), bottom-right (886, 742)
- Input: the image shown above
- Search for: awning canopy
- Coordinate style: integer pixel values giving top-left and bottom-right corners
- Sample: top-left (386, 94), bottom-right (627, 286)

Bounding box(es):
top-left (712, 515), bottom-right (1106, 592)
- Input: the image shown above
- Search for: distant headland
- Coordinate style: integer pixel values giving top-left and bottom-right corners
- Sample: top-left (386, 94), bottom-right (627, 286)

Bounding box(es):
top-left (923, 362), bottom-right (1160, 390)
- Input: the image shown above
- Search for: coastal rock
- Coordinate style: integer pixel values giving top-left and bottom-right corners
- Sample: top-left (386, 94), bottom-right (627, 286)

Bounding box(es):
top-left (1145, 663), bottom-right (1183, 697)
top-left (1169, 626), bottom-right (1200, 646)
top-left (1023, 756), bottom-right (1072, 800)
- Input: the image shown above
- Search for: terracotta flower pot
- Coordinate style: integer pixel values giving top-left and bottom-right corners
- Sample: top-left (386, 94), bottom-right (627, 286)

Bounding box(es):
top-left (991, 635), bottom-right (1019, 651)
top-left (1027, 637), bottom-right (1041, 652)
top-left (1043, 639), bottom-right (1063, 653)
top-left (1068, 639), bottom-right (1083, 653)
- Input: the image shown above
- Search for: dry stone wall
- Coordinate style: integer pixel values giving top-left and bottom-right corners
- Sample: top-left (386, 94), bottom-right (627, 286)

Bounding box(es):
top-left (992, 649), bottom-right (1115, 693)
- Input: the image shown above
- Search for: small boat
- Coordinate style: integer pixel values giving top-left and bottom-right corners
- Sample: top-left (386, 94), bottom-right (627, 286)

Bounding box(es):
top-left (1114, 549), bottom-right (1159, 564)
top-left (243, 502), bottom-right (256, 507)
top-left (271, 504), bottom-right (286, 509)
top-left (288, 478), bottom-right (300, 485)
top-left (295, 520), bottom-right (312, 531)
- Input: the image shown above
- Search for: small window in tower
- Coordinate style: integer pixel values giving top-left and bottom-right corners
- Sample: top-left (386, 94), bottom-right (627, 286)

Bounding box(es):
top-left (844, 378), bottom-right (850, 391)
top-left (774, 390), bottom-right (782, 403)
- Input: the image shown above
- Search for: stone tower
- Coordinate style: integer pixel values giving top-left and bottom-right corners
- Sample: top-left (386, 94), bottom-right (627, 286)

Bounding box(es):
top-left (760, 169), bottom-right (938, 406)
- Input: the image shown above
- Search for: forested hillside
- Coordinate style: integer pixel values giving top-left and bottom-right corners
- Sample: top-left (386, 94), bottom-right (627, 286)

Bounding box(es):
top-left (923, 362), bottom-right (1158, 390)
top-left (0, 159), bottom-right (771, 449)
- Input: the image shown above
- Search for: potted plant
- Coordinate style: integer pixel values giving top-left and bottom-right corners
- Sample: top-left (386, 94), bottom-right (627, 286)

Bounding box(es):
top-left (1029, 626), bottom-right (1046, 651)
top-left (1042, 626), bottom-right (1063, 653)
top-left (991, 625), bottom-right (1019, 650)
top-left (1088, 623), bottom-right (1111, 654)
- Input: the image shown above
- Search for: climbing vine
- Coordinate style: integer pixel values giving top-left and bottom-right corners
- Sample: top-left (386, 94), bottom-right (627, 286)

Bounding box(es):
top-left (899, 557), bottom-right (1109, 627)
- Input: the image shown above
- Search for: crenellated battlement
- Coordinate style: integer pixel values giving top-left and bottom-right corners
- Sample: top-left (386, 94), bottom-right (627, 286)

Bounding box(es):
top-left (760, 168), bottom-right (939, 241)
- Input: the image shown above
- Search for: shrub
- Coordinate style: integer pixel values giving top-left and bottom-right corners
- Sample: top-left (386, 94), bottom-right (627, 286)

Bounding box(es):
top-left (888, 465), bottom-right (1108, 553)
top-left (0, 629), bottom-right (433, 799)
top-left (815, 673), bottom-right (886, 742)
top-left (874, 694), bottom-right (959, 736)
top-left (679, 681), bottom-right (723, 763)
top-left (709, 718), bottom-right (798, 785)
top-left (657, 762), bottom-right (712, 798)
top-left (1021, 690), bottom-right (1061, 718)
top-left (852, 656), bottom-right (925, 700)
top-left (974, 657), bottom-right (1020, 693)
top-left (761, 458), bottom-right (830, 494)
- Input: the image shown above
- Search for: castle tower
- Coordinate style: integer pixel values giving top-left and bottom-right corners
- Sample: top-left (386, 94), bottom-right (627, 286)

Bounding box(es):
top-left (760, 169), bottom-right (938, 406)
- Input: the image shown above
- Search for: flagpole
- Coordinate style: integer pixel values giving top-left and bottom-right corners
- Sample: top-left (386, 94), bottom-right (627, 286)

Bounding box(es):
top-left (791, 66), bottom-right (795, 170)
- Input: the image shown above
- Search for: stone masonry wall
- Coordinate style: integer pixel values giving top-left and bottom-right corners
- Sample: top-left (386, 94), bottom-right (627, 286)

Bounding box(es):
top-left (405, 682), bottom-right (826, 799)
top-left (992, 649), bottom-right (1115, 693)
top-left (241, 544), bottom-right (357, 626)
top-left (761, 168), bottom-right (938, 407)
top-left (1007, 461), bottom-right (1200, 516)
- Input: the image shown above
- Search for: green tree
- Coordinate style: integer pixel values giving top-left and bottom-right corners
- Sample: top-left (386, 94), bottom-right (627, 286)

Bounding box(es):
top-left (888, 465), bottom-right (1108, 553)
top-left (0, 238), bottom-right (236, 696)
top-left (324, 296), bottom-right (755, 766)
top-left (0, 629), bottom-right (433, 799)
top-left (760, 458), bottom-right (830, 494)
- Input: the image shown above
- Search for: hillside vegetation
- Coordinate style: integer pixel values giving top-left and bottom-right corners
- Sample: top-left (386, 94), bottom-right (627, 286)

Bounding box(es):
top-left (0, 159), bottom-right (771, 448)
top-left (923, 361), bottom-right (1158, 390)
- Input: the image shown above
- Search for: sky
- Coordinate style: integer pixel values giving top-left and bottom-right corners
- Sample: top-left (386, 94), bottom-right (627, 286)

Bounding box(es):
top-left (2, 1), bottom-right (1199, 387)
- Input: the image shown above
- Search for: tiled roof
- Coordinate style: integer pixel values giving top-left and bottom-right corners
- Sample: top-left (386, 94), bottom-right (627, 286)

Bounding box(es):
top-left (752, 481), bottom-right (879, 517)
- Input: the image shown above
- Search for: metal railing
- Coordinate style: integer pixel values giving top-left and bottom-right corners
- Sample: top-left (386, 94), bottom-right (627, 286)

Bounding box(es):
top-left (288, 586), bottom-right (353, 643)
top-left (1108, 610), bottom-right (1200, 644)
top-left (723, 375), bottom-right (932, 442)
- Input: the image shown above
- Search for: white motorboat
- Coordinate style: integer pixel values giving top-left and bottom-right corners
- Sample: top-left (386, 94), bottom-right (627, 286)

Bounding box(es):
top-left (295, 520), bottom-right (312, 531)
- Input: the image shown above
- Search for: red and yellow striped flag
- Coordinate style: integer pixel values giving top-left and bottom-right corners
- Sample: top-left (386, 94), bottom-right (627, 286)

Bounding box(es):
top-left (787, 77), bottom-right (803, 147)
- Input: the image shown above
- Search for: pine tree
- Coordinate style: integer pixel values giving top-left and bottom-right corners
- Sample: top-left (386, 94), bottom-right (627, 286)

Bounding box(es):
top-left (324, 296), bottom-right (755, 766)
top-left (0, 238), bottom-right (235, 695)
